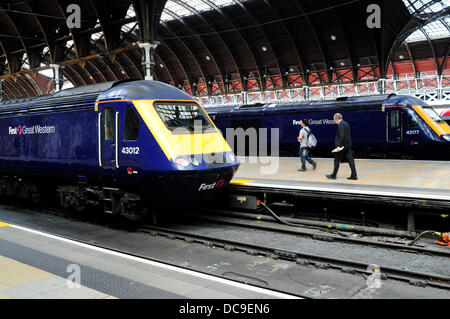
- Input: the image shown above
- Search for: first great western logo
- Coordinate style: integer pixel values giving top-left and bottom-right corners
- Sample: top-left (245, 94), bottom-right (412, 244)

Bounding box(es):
top-left (8, 125), bottom-right (56, 135)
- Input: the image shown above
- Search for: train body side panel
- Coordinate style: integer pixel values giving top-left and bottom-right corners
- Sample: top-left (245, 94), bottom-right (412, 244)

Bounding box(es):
top-left (0, 108), bottom-right (100, 181)
top-left (266, 108), bottom-right (387, 152)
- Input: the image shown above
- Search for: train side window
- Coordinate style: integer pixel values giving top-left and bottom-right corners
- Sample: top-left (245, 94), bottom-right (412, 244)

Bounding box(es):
top-left (124, 106), bottom-right (140, 141)
top-left (407, 114), bottom-right (419, 128)
top-left (104, 107), bottom-right (115, 141)
top-left (389, 110), bottom-right (400, 129)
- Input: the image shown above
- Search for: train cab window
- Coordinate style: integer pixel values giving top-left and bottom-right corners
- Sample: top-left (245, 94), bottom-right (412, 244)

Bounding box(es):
top-left (389, 110), bottom-right (400, 129)
top-left (407, 114), bottom-right (419, 128)
top-left (423, 107), bottom-right (445, 123)
top-left (104, 107), bottom-right (115, 141)
top-left (154, 102), bottom-right (215, 132)
top-left (124, 106), bottom-right (140, 141)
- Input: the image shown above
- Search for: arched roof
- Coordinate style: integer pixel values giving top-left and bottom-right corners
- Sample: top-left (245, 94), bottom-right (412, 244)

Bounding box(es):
top-left (0, 0), bottom-right (448, 99)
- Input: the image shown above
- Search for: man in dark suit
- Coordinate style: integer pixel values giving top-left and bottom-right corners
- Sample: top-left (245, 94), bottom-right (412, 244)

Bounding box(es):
top-left (326, 113), bottom-right (358, 180)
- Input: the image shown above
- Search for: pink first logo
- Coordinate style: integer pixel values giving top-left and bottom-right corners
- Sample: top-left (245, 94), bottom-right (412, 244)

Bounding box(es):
top-left (17, 125), bottom-right (23, 135)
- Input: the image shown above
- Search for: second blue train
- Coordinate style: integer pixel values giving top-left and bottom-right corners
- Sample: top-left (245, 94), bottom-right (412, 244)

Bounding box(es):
top-left (207, 95), bottom-right (450, 159)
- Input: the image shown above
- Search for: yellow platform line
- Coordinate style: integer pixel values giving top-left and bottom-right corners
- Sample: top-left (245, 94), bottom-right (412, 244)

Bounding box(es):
top-left (0, 222), bottom-right (10, 228)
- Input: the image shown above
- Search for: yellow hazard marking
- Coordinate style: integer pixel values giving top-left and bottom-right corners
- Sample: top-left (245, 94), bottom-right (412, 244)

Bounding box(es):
top-left (133, 99), bottom-right (231, 160)
top-left (230, 179), bottom-right (254, 185)
top-left (0, 222), bottom-right (10, 227)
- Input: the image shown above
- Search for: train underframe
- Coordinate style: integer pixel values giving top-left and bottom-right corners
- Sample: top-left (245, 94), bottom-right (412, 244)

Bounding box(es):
top-left (0, 174), bottom-right (147, 221)
top-left (0, 167), bottom-right (237, 221)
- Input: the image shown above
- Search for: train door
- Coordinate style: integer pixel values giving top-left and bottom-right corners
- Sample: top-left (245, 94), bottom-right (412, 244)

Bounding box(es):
top-left (387, 109), bottom-right (403, 143)
top-left (98, 105), bottom-right (119, 170)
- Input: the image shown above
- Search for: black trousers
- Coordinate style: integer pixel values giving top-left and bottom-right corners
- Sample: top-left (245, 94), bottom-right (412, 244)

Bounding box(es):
top-left (332, 148), bottom-right (357, 178)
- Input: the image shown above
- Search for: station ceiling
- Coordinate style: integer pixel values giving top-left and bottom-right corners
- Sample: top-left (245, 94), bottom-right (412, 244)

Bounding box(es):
top-left (0, 0), bottom-right (448, 99)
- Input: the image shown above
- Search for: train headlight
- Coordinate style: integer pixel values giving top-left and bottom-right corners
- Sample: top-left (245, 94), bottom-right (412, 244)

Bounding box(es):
top-left (226, 152), bottom-right (236, 163)
top-left (175, 157), bottom-right (190, 167)
top-left (442, 134), bottom-right (450, 142)
top-left (190, 157), bottom-right (200, 166)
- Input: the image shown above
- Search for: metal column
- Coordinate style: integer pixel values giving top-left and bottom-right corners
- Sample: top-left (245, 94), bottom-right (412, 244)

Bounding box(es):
top-left (139, 41), bottom-right (159, 81)
top-left (50, 64), bottom-right (64, 92)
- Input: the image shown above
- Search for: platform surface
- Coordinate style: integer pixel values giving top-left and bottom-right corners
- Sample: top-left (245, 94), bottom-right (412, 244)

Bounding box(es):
top-left (0, 221), bottom-right (294, 299)
top-left (231, 157), bottom-right (450, 201)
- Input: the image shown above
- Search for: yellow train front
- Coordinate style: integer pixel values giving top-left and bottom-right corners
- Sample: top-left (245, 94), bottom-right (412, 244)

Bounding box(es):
top-left (95, 80), bottom-right (239, 209)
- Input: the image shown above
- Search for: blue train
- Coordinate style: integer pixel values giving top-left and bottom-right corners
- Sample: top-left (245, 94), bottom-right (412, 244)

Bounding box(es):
top-left (0, 80), bottom-right (239, 219)
top-left (207, 95), bottom-right (450, 159)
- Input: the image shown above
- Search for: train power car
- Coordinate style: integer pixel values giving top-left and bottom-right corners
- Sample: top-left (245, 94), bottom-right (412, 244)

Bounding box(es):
top-left (207, 95), bottom-right (450, 159)
top-left (0, 80), bottom-right (239, 219)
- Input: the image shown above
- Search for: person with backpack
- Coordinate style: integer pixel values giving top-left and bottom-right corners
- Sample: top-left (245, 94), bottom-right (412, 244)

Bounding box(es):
top-left (297, 119), bottom-right (317, 172)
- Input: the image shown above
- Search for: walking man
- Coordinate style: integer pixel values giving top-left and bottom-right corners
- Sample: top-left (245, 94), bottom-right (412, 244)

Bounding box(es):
top-left (297, 119), bottom-right (317, 171)
top-left (326, 113), bottom-right (358, 180)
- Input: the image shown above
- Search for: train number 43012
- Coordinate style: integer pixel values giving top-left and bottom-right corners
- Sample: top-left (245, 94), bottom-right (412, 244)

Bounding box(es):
top-left (121, 147), bottom-right (140, 155)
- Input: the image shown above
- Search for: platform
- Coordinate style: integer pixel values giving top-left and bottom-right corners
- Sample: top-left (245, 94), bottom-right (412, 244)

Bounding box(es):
top-left (0, 221), bottom-right (295, 299)
top-left (230, 157), bottom-right (450, 208)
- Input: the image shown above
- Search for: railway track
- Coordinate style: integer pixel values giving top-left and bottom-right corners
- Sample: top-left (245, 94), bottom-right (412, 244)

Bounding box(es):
top-left (138, 223), bottom-right (450, 291)
top-left (1, 202), bottom-right (449, 296)
top-left (181, 208), bottom-right (450, 258)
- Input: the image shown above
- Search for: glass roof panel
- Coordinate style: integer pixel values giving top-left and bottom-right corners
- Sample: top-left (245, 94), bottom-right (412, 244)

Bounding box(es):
top-left (164, 1), bottom-right (192, 17)
top-left (406, 19), bottom-right (450, 42)
top-left (402, 0), bottom-right (450, 14)
top-left (187, 0), bottom-right (213, 12)
top-left (126, 5), bottom-right (135, 18)
top-left (161, 11), bottom-right (174, 21)
top-left (162, 0), bottom-right (240, 22)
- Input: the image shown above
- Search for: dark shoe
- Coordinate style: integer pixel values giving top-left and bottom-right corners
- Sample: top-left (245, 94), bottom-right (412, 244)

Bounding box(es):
top-left (347, 176), bottom-right (358, 180)
top-left (312, 162), bottom-right (317, 170)
top-left (326, 174), bottom-right (336, 180)
top-left (298, 168), bottom-right (307, 172)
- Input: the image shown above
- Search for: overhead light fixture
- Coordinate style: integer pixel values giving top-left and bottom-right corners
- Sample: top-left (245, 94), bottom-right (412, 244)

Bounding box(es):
top-left (205, 55), bottom-right (211, 61)
top-left (261, 46), bottom-right (267, 52)
top-left (330, 35), bottom-right (337, 41)
top-left (399, 55), bottom-right (404, 59)
top-left (159, 63), bottom-right (164, 68)
top-left (340, 62), bottom-right (345, 66)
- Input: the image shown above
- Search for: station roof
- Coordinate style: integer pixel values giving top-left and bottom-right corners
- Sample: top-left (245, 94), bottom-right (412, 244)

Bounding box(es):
top-left (0, 0), bottom-right (448, 99)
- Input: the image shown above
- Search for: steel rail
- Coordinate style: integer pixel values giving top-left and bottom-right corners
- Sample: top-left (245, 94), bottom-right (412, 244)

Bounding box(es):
top-left (138, 224), bottom-right (450, 290)
top-left (187, 209), bottom-right (450, 257)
